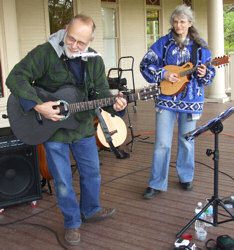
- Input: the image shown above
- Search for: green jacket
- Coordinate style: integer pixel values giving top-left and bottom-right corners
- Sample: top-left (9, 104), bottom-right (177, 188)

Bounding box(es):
top-left (6, 42), bottom-right (114, 143)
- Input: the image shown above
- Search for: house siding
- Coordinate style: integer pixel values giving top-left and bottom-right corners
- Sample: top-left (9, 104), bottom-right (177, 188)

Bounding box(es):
top-left (16, 0), bottom-right (48, 58)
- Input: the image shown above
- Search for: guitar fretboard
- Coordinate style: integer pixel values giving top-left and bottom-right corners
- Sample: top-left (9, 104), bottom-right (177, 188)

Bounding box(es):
top-left (68, 93), bottom-right (138, 113)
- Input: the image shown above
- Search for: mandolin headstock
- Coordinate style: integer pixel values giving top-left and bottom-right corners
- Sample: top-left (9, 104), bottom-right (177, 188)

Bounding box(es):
top-left (211, 55), bottom-right (229, 67)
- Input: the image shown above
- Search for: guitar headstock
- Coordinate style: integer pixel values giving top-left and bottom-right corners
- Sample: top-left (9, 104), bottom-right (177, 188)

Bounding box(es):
top-left (139, 85), bottom-right (161, 101)
top-left (211, 55), bottom-right (229, 67)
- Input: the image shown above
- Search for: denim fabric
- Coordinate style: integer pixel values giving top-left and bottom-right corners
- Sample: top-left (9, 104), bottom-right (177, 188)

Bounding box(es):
top-left (148, 109), bottom-right (197, 191)
top-left (43, 136), bottom-right (101, 229)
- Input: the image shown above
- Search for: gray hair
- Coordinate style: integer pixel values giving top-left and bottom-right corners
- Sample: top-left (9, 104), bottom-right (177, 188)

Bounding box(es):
top-left (169, 4), bottom-right (208, 49)
top-left (67, 14), bottom-right (96, 38)
top-left (170, 4), bottom-right (195, 26)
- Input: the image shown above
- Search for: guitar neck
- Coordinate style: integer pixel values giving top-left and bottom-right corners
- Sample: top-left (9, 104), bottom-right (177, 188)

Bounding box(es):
top-left (68, 92), bottom-right (138, 113)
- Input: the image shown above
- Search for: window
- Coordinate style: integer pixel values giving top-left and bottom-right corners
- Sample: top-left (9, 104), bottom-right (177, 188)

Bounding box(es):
top-left (146, 0), bottom-right (160, 6)
top-left (48, 0), bottom-right (74, 34)
top-left (101, 7), bottom-right (118, 68)
top-left (146, 9), bottom-right (159, 49)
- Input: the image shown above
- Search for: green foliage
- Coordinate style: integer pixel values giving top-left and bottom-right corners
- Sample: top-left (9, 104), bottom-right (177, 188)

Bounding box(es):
top-left (48, 0), bottom-right (74, 34)
top-left (224, 4), bottom-right (234, 50)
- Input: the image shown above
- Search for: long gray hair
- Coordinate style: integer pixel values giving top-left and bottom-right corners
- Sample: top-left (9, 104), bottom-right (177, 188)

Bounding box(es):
top-left (169, 4), bottom-right (208, 49)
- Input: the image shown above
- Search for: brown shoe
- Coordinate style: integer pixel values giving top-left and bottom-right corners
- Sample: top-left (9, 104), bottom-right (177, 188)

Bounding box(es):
top-left (82, 207), bottom-right (116, 223)
top-left (65, 228), bottom-right (81, 246)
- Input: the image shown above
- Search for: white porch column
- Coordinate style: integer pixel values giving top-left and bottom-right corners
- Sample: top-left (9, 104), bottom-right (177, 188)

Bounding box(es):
top-left (206, 0), bottom-right (229, 102)
top-left (230, 53), bottom-right (234, 100)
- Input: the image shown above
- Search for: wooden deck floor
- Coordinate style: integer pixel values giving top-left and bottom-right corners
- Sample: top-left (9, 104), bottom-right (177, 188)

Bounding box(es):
top-left (0, 100), bottom-right (234, 250)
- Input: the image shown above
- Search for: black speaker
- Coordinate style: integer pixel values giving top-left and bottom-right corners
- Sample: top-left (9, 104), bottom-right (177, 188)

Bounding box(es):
top-left (0, 128), bottom-right (42, 208)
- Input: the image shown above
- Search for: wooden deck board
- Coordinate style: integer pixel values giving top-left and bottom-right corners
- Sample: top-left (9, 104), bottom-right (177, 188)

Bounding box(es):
top-left (0, 100), bottom-right (233, 250)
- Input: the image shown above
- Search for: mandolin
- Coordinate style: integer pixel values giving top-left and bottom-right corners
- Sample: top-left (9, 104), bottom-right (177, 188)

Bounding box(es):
top-left (94, 109), bottom-right (127, 148)
top-left (160, 55), bottom-right (229, 96)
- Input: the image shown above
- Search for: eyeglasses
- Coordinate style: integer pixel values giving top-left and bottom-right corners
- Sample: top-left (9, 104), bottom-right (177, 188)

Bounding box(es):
top-left (66, 35), bottom-right (90, 49)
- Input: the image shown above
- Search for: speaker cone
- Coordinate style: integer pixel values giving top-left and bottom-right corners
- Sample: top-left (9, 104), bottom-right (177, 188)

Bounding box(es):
top-left (0, 154), bottom-right (34, 198)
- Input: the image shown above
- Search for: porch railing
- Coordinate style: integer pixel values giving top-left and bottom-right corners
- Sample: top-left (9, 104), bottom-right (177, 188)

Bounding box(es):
top-left (224, 49), bottom-right (234, 99)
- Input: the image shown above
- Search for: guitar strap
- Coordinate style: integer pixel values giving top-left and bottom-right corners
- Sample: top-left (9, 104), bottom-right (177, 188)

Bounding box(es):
top-left (192, 42), bottom-right (201, 66)
top-left (95, 108), bottom-right (130, 159)
top-left (162, 39), bottom-right (201, 67)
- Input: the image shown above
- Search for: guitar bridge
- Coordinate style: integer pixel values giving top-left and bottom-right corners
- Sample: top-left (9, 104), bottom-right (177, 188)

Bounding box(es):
top-left (109, 130), bottom-right (117, 136)
top-left (35, 111), bottom-right (43, 125)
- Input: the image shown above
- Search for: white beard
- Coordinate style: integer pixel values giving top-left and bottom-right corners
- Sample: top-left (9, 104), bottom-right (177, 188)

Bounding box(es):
top-left (63, 33), bottom-right (90, 59)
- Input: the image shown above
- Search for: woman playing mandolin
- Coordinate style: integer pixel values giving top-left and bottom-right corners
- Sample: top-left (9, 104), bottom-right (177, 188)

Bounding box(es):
top-left (140, 4), bottom-right (215, 199)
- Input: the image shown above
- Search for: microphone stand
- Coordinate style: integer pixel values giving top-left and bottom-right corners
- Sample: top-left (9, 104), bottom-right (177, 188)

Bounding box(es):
top-left (176, 108), bottom-right (234, 238)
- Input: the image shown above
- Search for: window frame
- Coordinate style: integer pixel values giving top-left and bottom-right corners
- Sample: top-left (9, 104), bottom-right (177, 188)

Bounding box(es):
top-left (101, 1), bottom-right (120, 69)
top-left (145, 4), bottom-right (162, 50)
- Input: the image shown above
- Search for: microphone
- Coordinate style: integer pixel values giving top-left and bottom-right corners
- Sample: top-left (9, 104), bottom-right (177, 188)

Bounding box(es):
top-left (2, 114), bottom-right (8, 119)
top-left (59, 41), bottom-right (64, 47)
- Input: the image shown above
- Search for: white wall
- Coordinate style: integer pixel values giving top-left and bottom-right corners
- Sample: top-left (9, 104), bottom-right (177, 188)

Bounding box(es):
top-left (119, 0), bottom-right (146, 90)
top-left (161, 0), bottom-right (180, 35)
top-left (193, 0), bottom-right (208, 42)
top-left (74, 0), bottom-right (104, 58)
top-left (16, 0), bottom-right (49, 58)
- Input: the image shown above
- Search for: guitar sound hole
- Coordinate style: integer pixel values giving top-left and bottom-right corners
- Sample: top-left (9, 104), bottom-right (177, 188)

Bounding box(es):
top-left (59, 107), bottom-right (68, 116)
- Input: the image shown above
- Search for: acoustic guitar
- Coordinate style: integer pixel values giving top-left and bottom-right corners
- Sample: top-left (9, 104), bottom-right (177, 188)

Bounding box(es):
top-left (94, 109), bottom-right (127, 148)
top-left (7, 84), bottom-right (160, 145)
top-left (160, 55), bottom-right (229, 96)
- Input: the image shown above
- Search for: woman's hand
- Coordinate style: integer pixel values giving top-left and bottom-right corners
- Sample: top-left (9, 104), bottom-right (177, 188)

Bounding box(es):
top-left (164, 71), bottom-right (180, 83)
top-left (197, 64), bottom-right (207, 77)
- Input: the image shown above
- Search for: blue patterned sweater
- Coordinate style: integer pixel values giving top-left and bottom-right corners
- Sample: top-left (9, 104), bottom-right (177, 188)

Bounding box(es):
top-left (140, 32), bottom-right (215, 114)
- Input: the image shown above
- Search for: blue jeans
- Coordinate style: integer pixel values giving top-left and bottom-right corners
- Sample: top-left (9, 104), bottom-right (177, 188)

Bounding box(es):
top-left (43, 136), bottom-right (101, 229)
top-left (148, 109), bottom-right (197, 191)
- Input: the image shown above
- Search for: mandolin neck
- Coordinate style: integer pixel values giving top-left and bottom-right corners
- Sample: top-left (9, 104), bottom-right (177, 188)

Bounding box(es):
top-left (180, 61), bottom-right (212, 77)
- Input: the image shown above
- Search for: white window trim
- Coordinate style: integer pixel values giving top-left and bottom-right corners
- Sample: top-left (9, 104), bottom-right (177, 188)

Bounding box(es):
top-left (101, 1), bottom-right (120, 69)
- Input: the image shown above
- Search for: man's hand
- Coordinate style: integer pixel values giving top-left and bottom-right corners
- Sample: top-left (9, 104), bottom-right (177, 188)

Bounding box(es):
top-left (34, 101), bottom-right (65, 121)
top-left (197, 64), bottom-right (207, 77)
top-left (113, 92), bottom-right (127, 112)
top-left (164, 71), bottom-right (180, 83)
